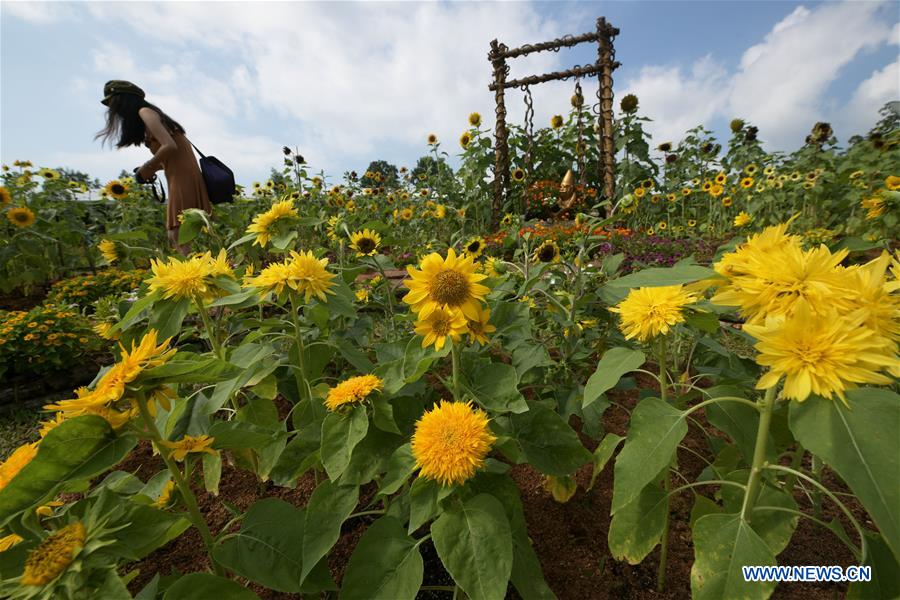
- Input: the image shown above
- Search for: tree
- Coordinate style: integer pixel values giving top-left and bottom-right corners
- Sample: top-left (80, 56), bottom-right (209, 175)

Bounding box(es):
top-left (360, 160), bottom-right (399, 188)
top-left (410, 155), bottom-right (453, 183)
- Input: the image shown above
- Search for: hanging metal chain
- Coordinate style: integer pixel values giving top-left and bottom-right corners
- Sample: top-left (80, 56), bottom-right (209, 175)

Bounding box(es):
top-left (522, 84), bottom-right (535, 179)
top-left (574, 79), bottom-right (586, 190)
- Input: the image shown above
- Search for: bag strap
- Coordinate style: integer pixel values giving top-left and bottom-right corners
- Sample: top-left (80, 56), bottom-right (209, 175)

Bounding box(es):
top-left (188, 139), bottom-right (206, 158)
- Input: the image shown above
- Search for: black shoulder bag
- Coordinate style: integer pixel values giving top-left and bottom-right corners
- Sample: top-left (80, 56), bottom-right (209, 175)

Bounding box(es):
top-left (189, 141), bottom-right (236, 204)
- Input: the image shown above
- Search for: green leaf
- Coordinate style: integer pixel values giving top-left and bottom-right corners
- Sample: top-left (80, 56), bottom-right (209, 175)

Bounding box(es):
top-left (149, 296), bottom-right (191, 340)
top-left (320, 405), bottom-right (369, 481)
top-left (690, 494), bottom-right (721, 528)
top-left (212, 498), bottom-right (335, 593)
top-left (583, 348), bottom-right (645, 409)
top-left (608, 474), bottom-right (668, 564)
top-left (691, 513), bottom-right (776, 600)
top-left (208, 287), bottom-right (261, 308)
top-left (340, 517), bottom-right (424, 600)
top-left (111, 504), bottom-right (191, 560)
top-left (790, 388), bottom-right (900, 560)
top-left (163, 573), bottom-right (261, 600)
top-left (606, 264), bottom-right (718, 288)
top-left (113, 292), bottom-right (156, 333)
top-left (721, 472), bottom-right (798, 555)
top-left (202, 452), bottom-right (221, 495)
top-left (510, 407), bottom-right (591, 476)
top-left (848, 530), bottom-right (900, 599)
top-left (432, 494), bottom-right (513, 600)
top-left (408, 477), bottom-right (452, 533)
top-left (0, 416), bottom-right (136, 527)
top-left (378, 443), bottom-right (416, 496)
top-left (208, 420), bottom-right (282, 449)
top-left (705, 393), bottom-right (773, 463)
top-left (301, 480), bottom-right (359, 583)
top-left (588, 433), bottom-right (624, 491)
top-left (462, 361), bottom-right (528, 413)
top-left (684, 310), bottom-right (720, 334)
top-left (269, 427), bottom-right (320, 487)
top-left (611, 397), bottom-right (687, 514)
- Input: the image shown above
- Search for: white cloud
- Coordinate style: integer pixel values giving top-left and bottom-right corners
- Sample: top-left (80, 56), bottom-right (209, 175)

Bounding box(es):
top-left (1, 1), bottom-right (76, 24)
top-left (618, 1), bottom-right (898, 149)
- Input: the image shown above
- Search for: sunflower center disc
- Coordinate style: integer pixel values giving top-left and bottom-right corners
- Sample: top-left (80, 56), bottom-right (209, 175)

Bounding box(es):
top-left (357, 238), bottom-right (376, 253)
top-left (432, 316), bottom-right (451, 336)
top-left (538, 246), bottom-right (556, 262)
top-left (431, 270), bottom-right (469, 306)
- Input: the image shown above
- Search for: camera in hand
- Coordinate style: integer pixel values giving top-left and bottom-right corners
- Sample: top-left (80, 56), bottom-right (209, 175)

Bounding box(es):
top-left (133, 167), bottom-right (156, 185)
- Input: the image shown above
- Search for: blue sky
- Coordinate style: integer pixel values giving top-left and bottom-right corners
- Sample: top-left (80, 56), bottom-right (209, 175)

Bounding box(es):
top-left (2, 1), bottom-right (897, 187)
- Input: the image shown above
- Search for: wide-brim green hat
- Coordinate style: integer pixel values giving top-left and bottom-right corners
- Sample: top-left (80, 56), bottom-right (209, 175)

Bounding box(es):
top-left (101, 80), bottom-right (145, 106)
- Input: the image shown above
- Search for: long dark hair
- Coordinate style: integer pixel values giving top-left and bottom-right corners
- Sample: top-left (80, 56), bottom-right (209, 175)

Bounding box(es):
top-left (95, 94), bottom-right (185, 148)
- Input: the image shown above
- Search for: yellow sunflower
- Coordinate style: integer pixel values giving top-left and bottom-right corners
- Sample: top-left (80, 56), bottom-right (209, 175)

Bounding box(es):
top-left (459, 132), bottom-right (472, 149)
top-left (550, 115), bottom-right (564, 129)
top-left (861, 196), bottom-right (885, 220)
top-left (246, 199), bottom-right (298, 247)
top-left (468, 112), bottom-right (482, 127)
top-left (39, 168), bottom-right (60, 180)
top-left (403, 248), bottom-right (490, 320)
top-left (511, 168), bottom-right (526, 182)
top-left (98, 239), bottom-right (117, 263)
top-left (740, 177), bottom-right (754, 189)
top-left (463, 236), bottom-right (485, 259)
top-left (103, 179), bottom-right (129, 200)
top-left (609, 285), bottom-right (698, 342)
top-left (733, 211), bottom-right (753, 227)
top-left (0, 186), bottom-right (10, 205)
top-left (414, 306), bottom-right (469, 350)
top-left (349, 229), bottom-right (382, 257)
top-left (6, 206), bottom-right (35, 228)
top-left (745, 300), bottom-right (896, 404)
top-left (722, 196), bottom-right (733, 207)
top-left (20, 522), bottom-right (86, 586)
top-left (885, 175), bottom-right (900, 191)
top-left (325, 374), bottom-right (383, 411)
top-left (411, 401), bottom-right (496, 487)
top-left (466, 306), bottom-right (496, 345)
top-left (161, 434), bottom-right (217, 461)
top-left (427, 133), bottom-right (438, 145)
top-left (0, 442), bottom-right (38, 492)
top-left (147, 254), bottom-right (214, 300)
top-left (533, 240), bottom-right (560, 263)
top-left (286, 250), bottom-right (338, 302)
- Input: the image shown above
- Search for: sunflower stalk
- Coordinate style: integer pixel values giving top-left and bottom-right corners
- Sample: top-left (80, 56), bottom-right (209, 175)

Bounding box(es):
top-left (134, 391), bottom-right (223, 576)
top-left (450, 341), bottom-right (462, 402)
top-left (194, 296), bottom-right (223, 361)
top-left (656, 334), bottom-right (671, 592)
top-left (739, 385), bottom-right (778, 523)
top-left (289, 293), bottom-right (311, 404)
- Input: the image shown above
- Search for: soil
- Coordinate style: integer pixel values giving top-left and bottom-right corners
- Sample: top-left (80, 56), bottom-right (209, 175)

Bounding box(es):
top-left (118, 375), bottom-right (862, 599)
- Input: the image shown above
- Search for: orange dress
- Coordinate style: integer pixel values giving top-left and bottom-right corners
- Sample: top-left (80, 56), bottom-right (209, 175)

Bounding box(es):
top-left (146, 130), bottom-right (212, 230)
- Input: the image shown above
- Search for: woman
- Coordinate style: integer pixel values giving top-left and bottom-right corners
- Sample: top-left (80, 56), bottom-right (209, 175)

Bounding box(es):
top-left (96, 80), bottom-right (211, 253)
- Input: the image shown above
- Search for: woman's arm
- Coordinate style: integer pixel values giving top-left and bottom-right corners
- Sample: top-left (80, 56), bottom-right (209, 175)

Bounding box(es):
top-left (137, 107), bottom-right (177, 179)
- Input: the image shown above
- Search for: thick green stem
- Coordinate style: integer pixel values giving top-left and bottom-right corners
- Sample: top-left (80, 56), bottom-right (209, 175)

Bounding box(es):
top-left (657, 468), bottom-right (671, 592)
top-left (135, 393), bottom-right (223, 576)
top-left (450, 342), bottom-right (462, 402)
top-left (739, 386), bottom-right (778, 522)
top-left (371, 259), bottom-right (397, 340)
top-left (195, 296), bottom-right (223, 361)
top-left (810, 454), bottom-right (824, 517)
top-left (785, 442), bottom-right (805, 495)
top-left (657, 337), bottom-right (668, 404)
top-left (289, 294), bottom-right (310, 403)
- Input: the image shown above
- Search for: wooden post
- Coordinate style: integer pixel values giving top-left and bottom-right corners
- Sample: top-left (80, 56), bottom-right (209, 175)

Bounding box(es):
top-left (597, 18), bottom-right (617, 213)
top-left (489, 39), bottom-right (510, 230)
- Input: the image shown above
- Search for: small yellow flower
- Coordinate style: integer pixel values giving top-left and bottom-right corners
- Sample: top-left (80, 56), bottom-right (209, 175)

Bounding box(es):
top-left (325, 374), bottom-right (383, 411)
top-left (411, 401), bottom-right (496, 487)
top-left (733, 211), bottom-right (753, 227)
top-left (355, 288), bottom-right (369, 303)
top-left (160, 434), bottom-right (217, 461)
top-left (466, 306), bottom-right (496, 345)
top-left (885, 175), bottom-right (900, 191)
top-left (414, 306), bottom-right (469, 350)
top-left (349, 229), bottom-right (382, 257)
top-left (609, 285), bottom-right (698, 342)
top-left (154, 479), bottom-right (177, 508)
top-left (98, 239), bottom-right (117, 263)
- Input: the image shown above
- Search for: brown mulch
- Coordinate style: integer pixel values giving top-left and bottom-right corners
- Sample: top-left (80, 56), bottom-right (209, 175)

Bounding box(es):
top-left (119, 376), bottom-right (860, 599)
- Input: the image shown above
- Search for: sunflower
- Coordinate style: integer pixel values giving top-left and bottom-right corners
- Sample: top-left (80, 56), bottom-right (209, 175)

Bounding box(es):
top-left (714, 173), bottom-right (727, 185)
top-left (511, 168), bottom-right (526, 182)
top-left (722, 196), bottom-right (733, 207)
top-left (147, 254), bottom-right (214, 300)
top-left (651, 195), bottom-right (661, 204)
top-left (763, 166), bottom-right (775, 176)
top-left (19, 522), bottom-right (86, 586)
top-left (733, 211), bottom-right (753, 227)
top-left (657, 142), bottom-right (672, 152)
top-left (550, 115), bottom-right (564, 129)
top-left (468, 112), bottom-right (482, 127)
top-left (702, 180), bottom-right (713, 192)
top-left (434, 204), bottom-right (447, 219)
top-left (286, 250), bottom-right (338, 302)
top-left (533, 240), bottom-right (560, 263)
top-left (690, 178), bottom-right (700, 186)
top-left (98, 239), bottom-right (117, 263)
top-left (355, 288), bottom-right (369, 303)
top-left (414, 306), bottom-right (469, 350)
top-left (802, 181), bottom-right (815, 190)
top-left (246, 261), bottom-right (294, 297)
top-left (658, 221), bottom-right (668, 230)
top-left (646, 228), bottom-right (655, 236)
top-left (39, 168), bottom-right (60, 180)
top-left (464, 236), bottom-right (485, 259)
top-left (634, 187), bottom-right (646, 199)
top-left (427, 133), bottom-right (438, 145)
top-left (843, 252), bottom-right (900, 344)
top-left (861, 196), bottom-right (885, 219)
top-left (709, 184), bottom-right (724, 197)
top-left (0, 442), bottom-right (38, 492)
top-left (687, 219), bottom-right (697, 227)
top-left (620, 94), bottom-right (639, 113)
top-left (745, 300), bottom-right (896, 403)
top-left (349, 229), bottom-right (382, 257)
top-left (459, 132), bottom-right (472, 149)
top-left (886, 175), bottom-right (900, 191)
top-left (0, 186), bottom-right (11, 205)
top-left (403, 248), bottom-right (490, 320)
top-left (681, 187), bottom-right (692, 197)
top-left (466, 306), bottom-right (496, 345)
top-left (6, 206), bottom-right (35, 228)
top-left (161, 435), bottom-right (217, 461)
top-left (411, 400), bottom-right (496, 486)
top-left (103, 179), bottom-right (129, 200)
top-left (789, 172), bottom-right (801, 182)
top-left (246, 199), bottom-right (298, 247)
top-left (666, 193), bottom-right (677, 203)
top-left (610, 285), bottom-right (698, 342)
top-left (325, 375), bottom-right (383, 411)
top-left (399, 207), bottom-right (414, 220)
top-left (571, 93), bottom-right (584, 107)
